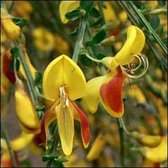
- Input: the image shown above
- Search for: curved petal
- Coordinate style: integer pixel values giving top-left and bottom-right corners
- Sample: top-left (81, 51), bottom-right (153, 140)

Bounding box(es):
top-left (15, 79), bottom-right (40, 133)
top-left (59, 1), bottom-right (80, 24)
top-left (2, 132), bottom-right (34, 152)
top-left (114, 26), bottom-right (145, 66)
top-left (41, 100), bottom-right (58, 148)
top-left (141, 136), bottom-right (167, 162)
top-left (43, 55), bottom-right (86, 101)
top-left (100, 66), bottom-right (124, 118)
top-left (56, 100), bottom-right (74, 156)
top-left (81, 76), bottom-right (106, 113)
top-left (71, 101), bottom-right (90, 148)
top-left (102, 26), bottom-right (145, 70)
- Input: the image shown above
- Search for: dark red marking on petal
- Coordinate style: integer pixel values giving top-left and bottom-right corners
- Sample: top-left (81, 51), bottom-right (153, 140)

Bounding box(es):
top-left (71, 101), bottom-right (90, 148)
top-left (100, 66), bottom-right (124, 113)
top-left (3, 51), bottom-right (16, 83)
top-left (41, 100), bottom-right (59, 146)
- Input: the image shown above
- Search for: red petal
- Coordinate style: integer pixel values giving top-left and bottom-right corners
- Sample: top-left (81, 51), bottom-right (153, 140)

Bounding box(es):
top-left (71, 101), bottom-right (90, 148)
top-left (41, 100), bottom-right (59, 148)
top-left (3, 51), bottom-right (16, 83)
top-left (100, 66), bottom-right (124, 115)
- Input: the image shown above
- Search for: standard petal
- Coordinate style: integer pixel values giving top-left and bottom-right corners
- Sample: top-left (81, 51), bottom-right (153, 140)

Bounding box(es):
top-left (114, 26), bottom-right (145, 66)
top-left (43, 55), bottom-right (86, 101)
top-left (71, 101), bottom-right (90, 148)
top-left (100, 66), bottom-right (124, 118)
top-left (81, 76), bottom-right (106, 113)
top-left (41, 100), bottom-right (58, 148)
top-left (59, 1), bottom-right (80, 24)
top-left (56, 100), bottom-right (74, 156)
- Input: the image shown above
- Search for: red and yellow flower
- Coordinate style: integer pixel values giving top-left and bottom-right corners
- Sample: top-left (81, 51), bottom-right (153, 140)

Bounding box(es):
top-left (81, 25), bottom-right (146, 118)
top-left (41, 55), bottom-right (90, 155)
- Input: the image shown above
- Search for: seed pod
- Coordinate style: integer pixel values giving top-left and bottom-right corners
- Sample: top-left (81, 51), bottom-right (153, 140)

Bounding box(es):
top-left (1, 8), bottom-right (20, 41)
top-left (15, 79), bottom-right (40, 133)
top-left (131, 131), bottom-right (162, 147)
top-left (86, 133), bottom-right (106, 161)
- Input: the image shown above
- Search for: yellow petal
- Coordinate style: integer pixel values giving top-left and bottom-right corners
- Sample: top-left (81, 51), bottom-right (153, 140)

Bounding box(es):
top-left (1, 8), bottom-right (20, 41)
top-left (81, 76), bottom-right (106, 113)
top-left (102, 26), bottom-right (145, 70)
top-left (141, 136), bottom-right (167, 162)
top-left (43, 55), bottom-right (86, 101)
top-left (15, 79), bottom-right (40, 133)
top-left (56, 100), bottom-right (74, 155)
top-left (86, 133), bottom-right (106, 161)
top-left (2, 132), bottom-right (34, 152)
top-left (131, 131), bottom-right (162, 147)
top-left (59, 1), bottom-right (80, 24)
top-left (114, 25), bottom-right (145, 66)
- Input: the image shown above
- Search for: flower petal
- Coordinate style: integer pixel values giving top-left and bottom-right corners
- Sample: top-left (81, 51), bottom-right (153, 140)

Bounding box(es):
top-left (100, 66), bottom-right (124, 118)
top-left (2, 132), bottom-right (34, 152)
top-left (71, 101), bottom-right (90, 148)
top-left (59, 1), bottom-right (80, 24)
top-left (56, 100), bottom-right (74, 156)
top-left (41, 100), bottom-right (58, 148)
top-left (141, 136), bottom-right (167, 162)
top-left (43, 55), bottom-right (86, 101)
top-left (114, 25), bottom-right (145, 66)
top-left (15, 79), bottom-right (40, 133)
top-left (81, 76), bottom-right (106, 113)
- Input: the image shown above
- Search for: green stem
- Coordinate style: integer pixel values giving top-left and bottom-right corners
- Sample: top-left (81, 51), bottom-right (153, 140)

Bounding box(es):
top-left (117, 118), bottom-right (125, 166)
top-left (13, 41), bottom-right (39, 106)
top-left (118, 1), bottom-right (167, 70)
top-left (81, 48), bottom-right (102, 63)
top-left (72, 17), bottom-right (87, 63)
top-left (128, 1), bottom-right (167, 54)
top-left (1, 120), bottom-right (17, 167)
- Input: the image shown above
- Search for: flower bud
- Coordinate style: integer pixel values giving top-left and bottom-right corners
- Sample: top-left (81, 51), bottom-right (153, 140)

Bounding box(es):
top-left (86, 133), bottom-right (106, 161)
top-left (1, 8), bottom-right (20, 41)
top-left (15, 79), bottom-right (40, 133)
top-left (139, 136), bottom-right (167, 162)
top-left (131, 131), bottom-right (162, 147)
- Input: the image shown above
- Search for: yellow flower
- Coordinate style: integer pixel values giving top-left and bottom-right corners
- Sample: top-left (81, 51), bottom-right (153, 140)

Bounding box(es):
top-left (1, 132), bottom-right (34, 167)
top-left (54, 34), bottom-right (70, 54)
top-left (86, 133), bottom-right (106, 161)
top-left (1, 8), bottom-right (20, 41)
top-left (32, 27), bottom-right (55, 52)
top-left (81, 25), bottom-right (146, 118)
top-left (59, 1), bottom-right (80, 24)
top-left (131, 131), bottom-right (162, 147)
top-left (139, 136), bottom-right (167, 163)
top-left (13, 1), bottom-right (33, 19)
top-left (41, 55), bottom-right (90, 155)
top-left (15, 78), bottom-right (40, 133)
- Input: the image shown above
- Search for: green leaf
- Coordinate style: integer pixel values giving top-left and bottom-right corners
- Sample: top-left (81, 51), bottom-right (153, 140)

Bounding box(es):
top-left (92, 30), bottom-right (106, 44)
top-left (90, 16), bottom-right (104, 28)
top-left (65, 9), bottom-right (80, 21)
top-left (161, 37), bottom-right (167, 45)
top-left (34, 71), bottom-right (43, 85)
top-left (80, 54), bottom-right (92, 66)
top-left (12, 17), bottom-right (28, 28)
top-left (97, 53), bottom-right (106, 59)
top-left (10, 47), bottom-right (19, 58)
top-left (158, 0), bottom-right (166, 6)
top-left (89, 7), bottom-right (101, 18)
top-left (9, 58), bottom-right (20, 72)
top-left (150, 15), bottom-right (160, 30)
top-left (80, 2), bottom-right (95, 13)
